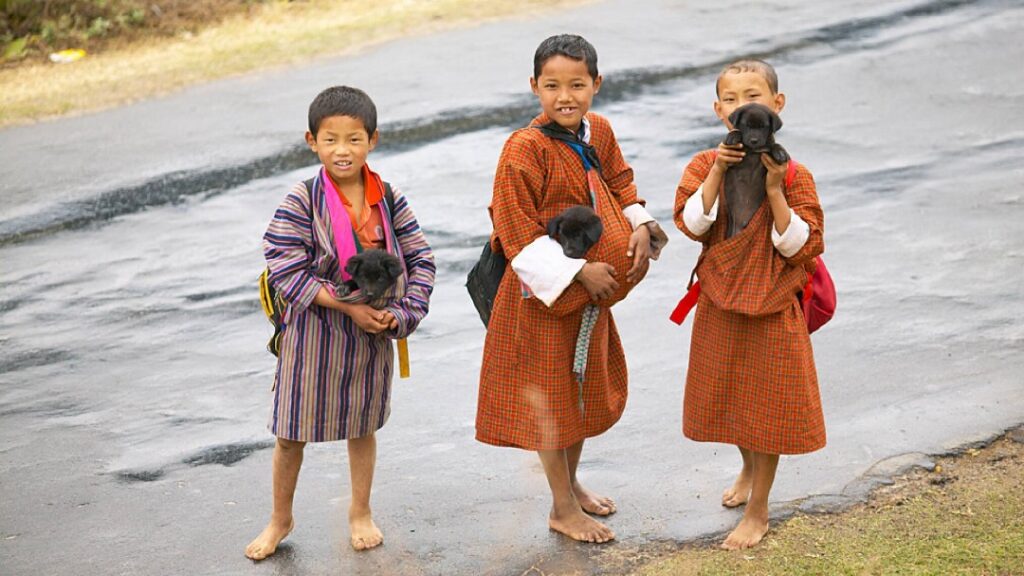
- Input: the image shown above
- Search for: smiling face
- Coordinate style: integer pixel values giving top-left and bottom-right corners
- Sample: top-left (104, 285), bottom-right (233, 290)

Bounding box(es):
top-left (530, 55), bottom-right (602, 133)
top-left (714, 71), bottom-right (785, 130)
top-left (305, 115), bottom-right (378, 187)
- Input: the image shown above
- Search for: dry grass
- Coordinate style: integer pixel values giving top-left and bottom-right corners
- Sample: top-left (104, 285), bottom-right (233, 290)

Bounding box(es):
top-left (0, 0), bottom-right (588, 127)
top-left (635, 433), bottom-right (1024, 576)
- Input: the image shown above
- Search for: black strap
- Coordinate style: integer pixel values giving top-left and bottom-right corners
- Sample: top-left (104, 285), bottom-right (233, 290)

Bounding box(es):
top-left (535, 122), bottom-right (603, 175)
top-left (305, 175), bottom-right (396, 253)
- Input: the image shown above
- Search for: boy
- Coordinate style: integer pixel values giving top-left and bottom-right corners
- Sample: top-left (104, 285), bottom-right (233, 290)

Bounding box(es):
top-left (246, 86), bottom-right (435, 559)
top-left (476, 34), bottom-right (668, 543)
top-left (673, 59), bottom-right (825, 550)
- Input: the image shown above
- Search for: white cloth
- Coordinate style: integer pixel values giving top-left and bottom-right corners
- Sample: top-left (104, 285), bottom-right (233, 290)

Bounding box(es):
top-left (682, 187), bottom-right (809, 257)
top-left (622, 203), bottom-right (655, 229)
top-left (772, 209), bottom-right (810, 257)
top-left (511, 236), bottom-right (585, 306)
top-left (682, 184), bottom-right (718, 236)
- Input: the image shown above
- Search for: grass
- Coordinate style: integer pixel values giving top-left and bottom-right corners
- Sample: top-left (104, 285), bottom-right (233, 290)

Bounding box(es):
top-left (0, 0), bottom-right (587, 128)
top-left (634, 433), bottom-right (1024, 576)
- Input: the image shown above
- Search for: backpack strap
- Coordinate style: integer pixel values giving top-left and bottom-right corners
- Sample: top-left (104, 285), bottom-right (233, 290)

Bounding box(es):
top-left (784, 159), bottom-right (797, 188)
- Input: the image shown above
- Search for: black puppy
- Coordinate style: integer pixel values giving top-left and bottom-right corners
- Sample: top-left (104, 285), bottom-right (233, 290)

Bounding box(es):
top-left (722, 103), bottom-right (790, 239)
top-left (547, 205), bottom-right (603, 258)
top-left (339, 249), bottom-right (403, 299)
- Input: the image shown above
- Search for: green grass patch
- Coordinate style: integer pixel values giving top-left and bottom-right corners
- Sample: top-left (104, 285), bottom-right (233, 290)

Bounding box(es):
top-left (636, 436), bottom-right (1024, 576)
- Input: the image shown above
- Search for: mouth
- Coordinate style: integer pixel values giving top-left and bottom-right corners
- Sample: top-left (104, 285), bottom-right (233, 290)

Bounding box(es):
top-left (556, 106), bottom-right (577, 116)
top-left (333, 160), bottom-right (353, 170)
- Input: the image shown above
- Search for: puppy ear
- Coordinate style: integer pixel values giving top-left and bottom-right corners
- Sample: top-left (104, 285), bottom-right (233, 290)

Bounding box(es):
top-left (546, 214), bottom-right (563, 239)
top-left (384, 256), bottom-right (403, 280)
top-left (586, 219), bottom-right (604, 246)
top-left (770, 110), bottom-right (783, 133)
top-left (728, 106), bottom-right (745, 128)
top-left (724, 129), bottom-right (743, 146)
top-left (345, 257), bottom-right (361, 276)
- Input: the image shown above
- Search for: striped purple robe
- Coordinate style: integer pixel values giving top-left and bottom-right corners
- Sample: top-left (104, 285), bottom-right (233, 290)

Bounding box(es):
top-left (263, 175), bottom-right (435, 442)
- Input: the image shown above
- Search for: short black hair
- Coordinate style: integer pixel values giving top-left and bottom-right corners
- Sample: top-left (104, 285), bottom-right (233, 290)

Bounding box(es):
top-left (308, 86), bottom-right (377, 137)
top-left (533, 34), bottom-right (599, 80)
top-left (716, 59), bottom-right (779, 97)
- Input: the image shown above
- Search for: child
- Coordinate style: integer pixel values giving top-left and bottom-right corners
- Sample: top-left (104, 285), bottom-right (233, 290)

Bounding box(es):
top-left (476, 34), bottom-right (668, 544)
top-left (673, 59), bottom-right (825, 550)
top-left (246, 86), bottom-right (435, 559)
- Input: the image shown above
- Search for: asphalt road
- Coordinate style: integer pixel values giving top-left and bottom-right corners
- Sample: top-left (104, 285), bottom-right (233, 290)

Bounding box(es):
top-left (2, 0), bottom-right (1022, 574)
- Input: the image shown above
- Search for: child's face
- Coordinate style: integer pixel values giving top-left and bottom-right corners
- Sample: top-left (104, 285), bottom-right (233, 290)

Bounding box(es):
top-left (714, 71), bottom-right (786, 130)
top-left (530, 55), bottom-right (602, 133)
top-left (305, 115), bottom-right (378, 187)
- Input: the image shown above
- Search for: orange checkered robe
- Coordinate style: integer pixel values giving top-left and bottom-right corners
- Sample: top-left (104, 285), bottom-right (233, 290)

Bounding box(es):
top-left (476, 112), bottom-right (641, 450)
top-left (673, 150), bottom-right (826, 455)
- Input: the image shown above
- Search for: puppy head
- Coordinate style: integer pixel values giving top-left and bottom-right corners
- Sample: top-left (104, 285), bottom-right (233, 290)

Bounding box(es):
top-left (726, 103), bottom-right (782, 153)
top-left (547, 205), bottom-right (603, 259)
top-left (344, 249), bottom-right (402, 298)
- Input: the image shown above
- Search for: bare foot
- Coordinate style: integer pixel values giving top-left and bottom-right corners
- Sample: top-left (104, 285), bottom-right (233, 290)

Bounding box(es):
top-left (349, 510), bottom-right (384, 551)
top-left (572, 480), bottom-right (617, 516)
top-left (720, 516), bottom-right (769, 550)
top-left (549, 506), bottom-right (615, 543)
top-left (721, 469), bottom-right (753, 508)
top-left (245, 518), bottom-right (294, 560)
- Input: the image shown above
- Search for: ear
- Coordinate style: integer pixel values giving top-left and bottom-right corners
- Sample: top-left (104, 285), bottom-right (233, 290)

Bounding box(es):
top-left (724, 129), bottom-right (743, 146)
top-left (530, 76), bottom-right (540, 97)
top-left (305, 131), bottom-right (317, 152)
top-left (385, 256), bottom-right (403, 279)
top-left (547, 215), bottom-right (563, 238)
top-left (593, 74), bottom-right (603, 95)
top-left (769, 110), bottom-right (783, 133)
top-left (368, 129), bottom-right (380, 152)
top-left (728, 106), bottom-right (745, 129)
top-left (586, 219), bottom-right (604, 245)
top-left (345, 257), bottom-right (361, 276)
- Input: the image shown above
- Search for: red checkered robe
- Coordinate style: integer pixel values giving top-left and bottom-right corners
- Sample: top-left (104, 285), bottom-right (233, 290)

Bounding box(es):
top-left (674, 150), bottom-right (826, 455)
top-left (476, 113), bottom-right (641, 450)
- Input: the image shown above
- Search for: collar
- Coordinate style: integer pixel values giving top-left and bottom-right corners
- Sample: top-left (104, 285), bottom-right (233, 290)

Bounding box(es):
top-left (531, 114), bottom-right (592, 144)
top-left (324, 164), bottom-right (384, 207)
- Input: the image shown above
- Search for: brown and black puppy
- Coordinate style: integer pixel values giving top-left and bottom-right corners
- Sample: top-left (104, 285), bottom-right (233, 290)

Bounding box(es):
top-left (722, 103), bottom-right (789, 239)
top-left (547, 205), bottom-right (603, 258)
top-left (340, 249), bottom-right (403, 299)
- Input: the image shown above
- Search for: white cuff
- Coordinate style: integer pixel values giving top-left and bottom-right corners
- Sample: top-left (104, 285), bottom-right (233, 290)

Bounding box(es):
top-left (511, 236), bottom-right (586, 307)
top-left (683, 185), bottom-right (718, 236)
top-left (622, 203), bottom-right (655, 230)
top-left (772, 209), bottom-right (810, 257)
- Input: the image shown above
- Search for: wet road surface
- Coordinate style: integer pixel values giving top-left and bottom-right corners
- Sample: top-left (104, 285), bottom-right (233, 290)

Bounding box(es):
top-left (2, 0), bottom-right (1023, 574)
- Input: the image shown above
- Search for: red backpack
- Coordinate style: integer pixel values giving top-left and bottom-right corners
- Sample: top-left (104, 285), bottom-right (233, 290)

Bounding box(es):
top-left (670, 158), bottom-right (836, 334)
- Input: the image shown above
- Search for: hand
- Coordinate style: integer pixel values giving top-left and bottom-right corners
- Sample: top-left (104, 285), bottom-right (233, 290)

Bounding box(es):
top-left (762, 153), bottom-right (787, 195)
top-left (625, 225), bottom-right (651, 283)
top-left (713, 142), bottom-right (745, 173)
top-left (380, 310), bottom-right (399, 330)
top-left (575, 262), bottom-right (619, 301)
top-left (338, 301), bottom-right (391, 334)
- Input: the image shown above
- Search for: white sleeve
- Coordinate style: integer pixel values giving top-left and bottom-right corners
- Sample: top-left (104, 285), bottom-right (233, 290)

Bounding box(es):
top-left (771, 209), bottom-right (810, 257)
top-left (682, 184), bottom-right (718, 236)
top-left (510, 236), bottom-right (585, 307)
top-left (622, 203), bottom-right (655, 229)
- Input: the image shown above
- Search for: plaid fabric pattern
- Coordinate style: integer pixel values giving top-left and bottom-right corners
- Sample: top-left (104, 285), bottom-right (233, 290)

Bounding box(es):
top-left (263, 175), bottom-right (435, 442)
top-left (476, 113), bottom-right (639, 450)
top-left (673, 150), bottom-right (826, 454)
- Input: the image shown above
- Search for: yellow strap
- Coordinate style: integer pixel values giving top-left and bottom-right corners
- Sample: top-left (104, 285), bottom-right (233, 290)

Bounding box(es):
top-left (258, 270), bottom-right (274, 318)
top-left (397, 338), bottom-right (410, 378)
